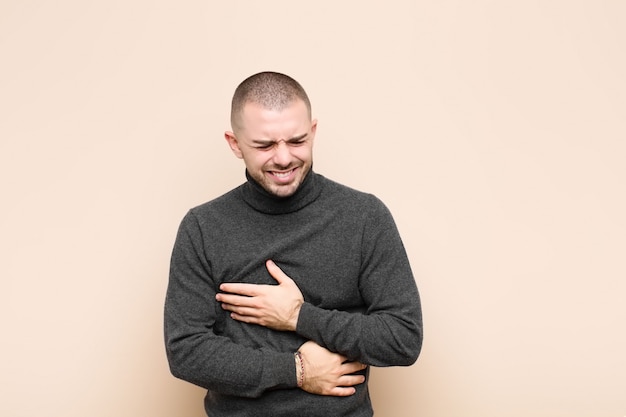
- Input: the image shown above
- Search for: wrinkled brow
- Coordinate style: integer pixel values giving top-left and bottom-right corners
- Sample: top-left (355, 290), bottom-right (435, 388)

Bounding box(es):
top-left (251, 133), bottom-right (308, 146)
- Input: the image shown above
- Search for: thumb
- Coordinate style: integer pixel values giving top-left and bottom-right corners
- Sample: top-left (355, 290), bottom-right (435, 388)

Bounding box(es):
top-left (265, 259), bottom-right (290, 284)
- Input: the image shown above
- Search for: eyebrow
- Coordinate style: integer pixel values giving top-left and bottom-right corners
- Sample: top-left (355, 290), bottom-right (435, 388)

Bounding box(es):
top-left (251, 133), bottom-right (308, 146)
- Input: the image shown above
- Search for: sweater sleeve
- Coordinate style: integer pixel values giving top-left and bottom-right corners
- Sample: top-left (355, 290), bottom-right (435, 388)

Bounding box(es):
top-left (295, 197), bottom-right (423, 367)
top-left (164, 211), bottom-right (297, 397)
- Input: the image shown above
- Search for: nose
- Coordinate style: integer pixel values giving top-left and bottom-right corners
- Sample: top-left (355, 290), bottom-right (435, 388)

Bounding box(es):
top-left (272, 140), bottom-right (291, 167)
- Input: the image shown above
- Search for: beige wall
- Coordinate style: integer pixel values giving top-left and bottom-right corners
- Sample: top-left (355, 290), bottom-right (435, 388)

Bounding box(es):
top-left (1, 1), bottom-right (624, 416)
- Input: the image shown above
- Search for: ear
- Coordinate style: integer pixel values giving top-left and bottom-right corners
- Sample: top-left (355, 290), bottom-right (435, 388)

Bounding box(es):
top-left (224, 131), bottom-right (244, 159)
top-left (310, 119), bottom-right (318, 144)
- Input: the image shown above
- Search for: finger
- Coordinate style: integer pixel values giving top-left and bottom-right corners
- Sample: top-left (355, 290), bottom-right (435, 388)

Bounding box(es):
top-left (341, 361), bottom-right (368, 375)
top-left (327, 386), bottom-right (357, 397)
top-left (229, 311), bottom-right (261, 324)
top-left (219, 282), bottom-right (264, 296)
top-left (338, 374), bottom-right (366, 387)
top-left (222, 304), bottom-right (261, 318)
top-left (265, 260), bottom-right (291, 284)
top-left (216, 293), bottom-right (257, 307)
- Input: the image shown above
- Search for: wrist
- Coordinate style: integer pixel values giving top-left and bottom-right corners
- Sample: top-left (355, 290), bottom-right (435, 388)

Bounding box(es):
top-left (290, 301), bottom-right (303, 331)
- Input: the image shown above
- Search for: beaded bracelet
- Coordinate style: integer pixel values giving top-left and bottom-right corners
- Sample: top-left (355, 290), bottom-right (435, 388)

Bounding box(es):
top-left (294, 351), bottom-right (305, 387)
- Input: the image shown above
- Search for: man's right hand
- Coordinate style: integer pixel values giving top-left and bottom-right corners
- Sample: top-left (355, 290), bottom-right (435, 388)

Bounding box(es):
top-left (298, 341), bottom-right (367, 396)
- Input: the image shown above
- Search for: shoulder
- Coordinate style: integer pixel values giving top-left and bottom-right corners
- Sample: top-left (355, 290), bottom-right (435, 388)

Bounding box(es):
top-left (317, 174), bottom-right (384, 203)
top-left (316, 174), bottom-right (390, 214)
top-left (191, 186), bottom-right (242, 213)
top-left (179, 184), bottom-right (245, 228)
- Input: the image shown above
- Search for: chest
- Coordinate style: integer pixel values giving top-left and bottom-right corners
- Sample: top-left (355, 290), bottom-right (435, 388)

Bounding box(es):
top-left (206, 208), bottom-right (365, 309)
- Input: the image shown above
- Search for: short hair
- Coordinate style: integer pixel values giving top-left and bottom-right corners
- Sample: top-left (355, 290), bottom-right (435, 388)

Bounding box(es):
top-left (230, 71), bottom-right (312, 131)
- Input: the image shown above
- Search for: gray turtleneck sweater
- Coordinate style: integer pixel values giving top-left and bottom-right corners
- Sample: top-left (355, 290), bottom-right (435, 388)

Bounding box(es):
top-left (164, 171), bottom-right (422, 417)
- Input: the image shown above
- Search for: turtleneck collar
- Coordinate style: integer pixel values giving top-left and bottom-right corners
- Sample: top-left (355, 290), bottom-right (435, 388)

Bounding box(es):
top-left (240, 169), bottom-right (322, 215)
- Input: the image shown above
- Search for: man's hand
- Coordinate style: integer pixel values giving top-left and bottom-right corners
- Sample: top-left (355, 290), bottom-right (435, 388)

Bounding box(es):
top-left (216, 260), bottom-right (304, 331)
top-left (298, 341), bottom-right (367, 396)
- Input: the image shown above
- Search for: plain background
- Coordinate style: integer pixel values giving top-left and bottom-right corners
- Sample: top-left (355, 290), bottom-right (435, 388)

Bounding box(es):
top-left (1, 1), bottom-right (624, 416)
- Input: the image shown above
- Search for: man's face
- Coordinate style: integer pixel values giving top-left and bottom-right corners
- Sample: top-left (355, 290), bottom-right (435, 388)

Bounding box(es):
top-left (225, 100), bottom-right (317, 198)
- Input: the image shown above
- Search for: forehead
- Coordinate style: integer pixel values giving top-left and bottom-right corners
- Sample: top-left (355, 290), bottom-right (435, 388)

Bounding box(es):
top-left (238, 100), bottom-right (311, 140)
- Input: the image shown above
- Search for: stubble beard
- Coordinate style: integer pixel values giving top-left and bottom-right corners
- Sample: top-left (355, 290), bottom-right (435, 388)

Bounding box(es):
top-left (255, 162), bottom-right (311, 198)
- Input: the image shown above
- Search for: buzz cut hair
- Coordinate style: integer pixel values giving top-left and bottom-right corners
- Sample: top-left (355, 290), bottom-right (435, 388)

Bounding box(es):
top-left (230, 71), bottom-right (312, 131)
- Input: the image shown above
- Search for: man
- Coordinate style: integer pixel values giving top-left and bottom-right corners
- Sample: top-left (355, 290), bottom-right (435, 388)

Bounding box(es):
top-left (165, 71), bottom-right (422, 416)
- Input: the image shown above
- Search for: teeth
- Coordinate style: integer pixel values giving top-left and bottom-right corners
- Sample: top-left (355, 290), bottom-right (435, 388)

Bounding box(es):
top-left (273, 170), bottom-right (292, 178)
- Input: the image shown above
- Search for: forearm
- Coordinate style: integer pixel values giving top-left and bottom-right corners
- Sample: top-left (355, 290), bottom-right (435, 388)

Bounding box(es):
top-left (165, 308), bottom-right (296, 397)
top-left (295, 299), bottom-right (422, 367)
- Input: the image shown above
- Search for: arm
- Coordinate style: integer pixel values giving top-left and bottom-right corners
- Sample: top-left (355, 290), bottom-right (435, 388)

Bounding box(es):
top-left (218, 199), bottom-right (423, 367)
top-left (164, 211), bottom-right (295, 398)
top-left (296, 199), bottom-right (423, 366)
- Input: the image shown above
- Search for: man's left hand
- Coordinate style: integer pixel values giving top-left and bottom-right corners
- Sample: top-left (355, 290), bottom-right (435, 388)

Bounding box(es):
top-left (216, 260), bottom-right (304, 331)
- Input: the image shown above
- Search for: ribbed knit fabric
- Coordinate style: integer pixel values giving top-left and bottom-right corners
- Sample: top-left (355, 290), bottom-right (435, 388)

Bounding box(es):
top-left (165, 171), bottom-right (422, 417)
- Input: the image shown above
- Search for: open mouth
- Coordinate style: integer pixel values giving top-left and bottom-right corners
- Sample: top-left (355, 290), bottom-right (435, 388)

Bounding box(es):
top-left (268, 167), bottom-right (298, 182)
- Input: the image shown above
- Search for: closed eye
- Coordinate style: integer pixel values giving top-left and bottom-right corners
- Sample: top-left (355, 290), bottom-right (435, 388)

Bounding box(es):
top-left (252, 134), bottom-right (308, 149)
top-left (287, 138), bottom-right (307, 146)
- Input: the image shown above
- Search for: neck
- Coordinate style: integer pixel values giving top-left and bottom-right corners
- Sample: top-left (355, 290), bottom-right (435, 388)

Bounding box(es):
top-left (241, 169), bottom-right (321, 214)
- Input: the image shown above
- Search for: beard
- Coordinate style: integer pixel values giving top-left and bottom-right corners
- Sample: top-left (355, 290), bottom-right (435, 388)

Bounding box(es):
top-left (251, 162), bottom-right (311, 198)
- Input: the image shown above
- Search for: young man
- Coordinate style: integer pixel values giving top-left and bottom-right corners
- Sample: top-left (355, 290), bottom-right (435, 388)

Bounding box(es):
top-left (165, 71), bottom-right (422, 416)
